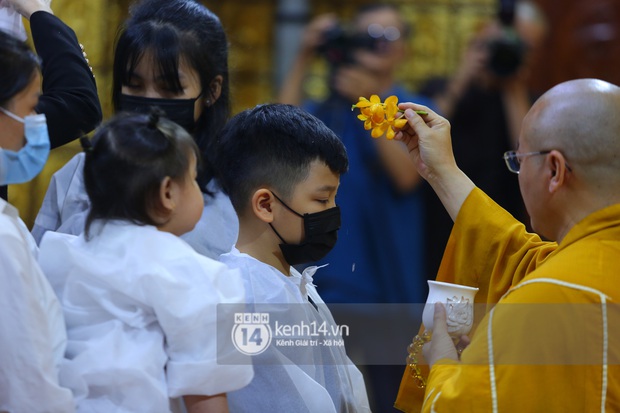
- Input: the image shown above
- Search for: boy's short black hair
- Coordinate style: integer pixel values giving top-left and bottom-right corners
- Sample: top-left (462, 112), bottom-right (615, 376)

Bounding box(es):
top-left (83, 111), bottom-right (199, 238)
top-left (214, 104), bottom-right (348, 213)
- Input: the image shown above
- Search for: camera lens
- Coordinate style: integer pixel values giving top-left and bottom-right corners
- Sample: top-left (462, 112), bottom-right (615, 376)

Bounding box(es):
top-left (487, 30), bottom-right (525, 77)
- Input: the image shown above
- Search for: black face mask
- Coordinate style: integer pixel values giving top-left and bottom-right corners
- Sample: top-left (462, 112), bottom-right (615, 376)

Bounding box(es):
top-left (269, 192), bottom-right (341, 266)
top-left (118, 94), bottom-right (200, 132)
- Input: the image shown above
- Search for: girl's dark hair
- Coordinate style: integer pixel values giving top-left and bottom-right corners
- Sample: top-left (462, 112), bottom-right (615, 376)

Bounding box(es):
top-left (0, 31), bottom-right (40, 108)
top-left (112, 0), bottom-right (229, 193)
top-left (83, 111), bottom-right (199, 238)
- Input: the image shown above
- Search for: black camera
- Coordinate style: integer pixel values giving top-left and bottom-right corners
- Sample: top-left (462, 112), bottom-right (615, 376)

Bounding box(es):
top-left (487, 0), bottom-right (526, 77)
top-left (316, 25), bottom-right (378, 68)
top-left (487, 29), bottom-right (526, 77)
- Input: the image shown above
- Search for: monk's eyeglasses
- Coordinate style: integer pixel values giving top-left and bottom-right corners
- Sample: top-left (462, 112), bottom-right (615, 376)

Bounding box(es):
top-left (503, 150), bottom-right (573, 174)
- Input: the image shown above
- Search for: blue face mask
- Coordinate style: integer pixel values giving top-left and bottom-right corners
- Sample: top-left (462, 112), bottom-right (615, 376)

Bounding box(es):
top-left (0, 108), bottom-right (51, 185)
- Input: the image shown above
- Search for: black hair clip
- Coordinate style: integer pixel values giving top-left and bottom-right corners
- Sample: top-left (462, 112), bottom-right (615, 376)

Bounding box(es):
top-left (80, 136), bottom-right (93, 154)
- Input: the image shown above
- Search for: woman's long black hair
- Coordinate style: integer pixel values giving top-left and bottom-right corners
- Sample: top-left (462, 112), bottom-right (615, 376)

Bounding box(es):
top-left (112, 0), bottom-right (230, 194)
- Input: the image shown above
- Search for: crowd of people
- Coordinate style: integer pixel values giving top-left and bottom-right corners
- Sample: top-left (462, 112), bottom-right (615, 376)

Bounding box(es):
top-left (1, 0), bottom-right (618, 412)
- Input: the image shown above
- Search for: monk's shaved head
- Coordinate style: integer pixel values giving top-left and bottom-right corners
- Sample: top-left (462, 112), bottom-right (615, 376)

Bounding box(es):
top-left (523, 79), bottom-right (620, 186)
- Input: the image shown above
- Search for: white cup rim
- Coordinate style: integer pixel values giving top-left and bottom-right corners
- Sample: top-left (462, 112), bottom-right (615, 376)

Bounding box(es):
top-left (427, 280), bottom-right (479, 292)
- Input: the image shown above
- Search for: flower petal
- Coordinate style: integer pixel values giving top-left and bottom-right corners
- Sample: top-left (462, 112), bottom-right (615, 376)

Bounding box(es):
top-left (370, 105), bottom-right (385, 124)
top-left (371, 126), bottom-right (384, 138)
top-left (386, 105), bottom-right (398, 120)
top-left (393, 118), bottom-right (408, 129)
top-left (354, 99), bottom-right (372, 109)
top-left (384, 95), bottom-right (399, 106)
top-left (385, 96), bottom-right (399, 120)
top-left (371, 122), bottom-right (389, 138)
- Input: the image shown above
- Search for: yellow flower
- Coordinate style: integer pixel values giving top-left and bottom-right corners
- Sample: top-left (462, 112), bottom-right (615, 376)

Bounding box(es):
top-left (354, 95), bottom-right (384, 133)
top-left (351, 94), bottom-right (413, 139)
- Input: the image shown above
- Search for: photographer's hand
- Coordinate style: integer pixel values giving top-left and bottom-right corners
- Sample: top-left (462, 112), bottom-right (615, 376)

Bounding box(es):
top-left (278, 14), bottom-right (337, 106)
top-left (299, 14), bottom-right (337, 58)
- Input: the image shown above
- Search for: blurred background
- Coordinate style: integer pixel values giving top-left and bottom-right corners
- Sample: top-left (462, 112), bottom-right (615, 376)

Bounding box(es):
top-left (10, 0), bottom-right (620, 226)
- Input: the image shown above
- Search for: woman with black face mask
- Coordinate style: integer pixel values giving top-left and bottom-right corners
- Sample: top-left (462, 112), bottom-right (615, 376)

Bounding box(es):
top-left (32, 0), bottom-right (238, 259)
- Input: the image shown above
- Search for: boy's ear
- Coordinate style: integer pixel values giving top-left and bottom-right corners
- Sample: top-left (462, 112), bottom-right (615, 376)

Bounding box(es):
top-left (251, 188), bottom-right (275, 223)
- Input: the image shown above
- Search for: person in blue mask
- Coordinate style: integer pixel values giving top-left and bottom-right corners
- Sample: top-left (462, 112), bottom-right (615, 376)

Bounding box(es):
top-left (0, 29), bottom-right (75, 412)
top-left (0, 0), bottom-right (101, 200)
top-left (32, 0), bottom-right (237, 259)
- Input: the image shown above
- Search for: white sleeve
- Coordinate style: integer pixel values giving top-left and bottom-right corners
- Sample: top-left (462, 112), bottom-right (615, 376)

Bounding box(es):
top-left (32, 153), bottom-right (88, 244)
top-left (0, 228), bottom-right (75, 412)
top-left (145, 257), bottom-right (254, 398)
top-left (32, 170), bottom-right (60, 245)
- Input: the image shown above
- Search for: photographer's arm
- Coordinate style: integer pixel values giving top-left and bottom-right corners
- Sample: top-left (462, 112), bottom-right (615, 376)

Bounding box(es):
top-left (278, 14), bottom-right (336, 106)
top-left (375, 137), bottom-right (422, 193)
top-left (434, 38), bottom-right (485, 118)
top-left (278, 51), bottom-right (312, 106)
top-left (501, 74), bottom-right (531, 149)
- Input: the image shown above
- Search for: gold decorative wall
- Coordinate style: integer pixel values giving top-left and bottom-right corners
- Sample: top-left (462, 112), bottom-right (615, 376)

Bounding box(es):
top-left (208, 0), bottom-right (496, 107)
top-left (12, 0), bottom-right (496, 227)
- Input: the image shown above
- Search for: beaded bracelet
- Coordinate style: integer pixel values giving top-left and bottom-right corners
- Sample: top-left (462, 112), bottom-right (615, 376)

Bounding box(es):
top-left (406, 331), bottom-right (431, 389)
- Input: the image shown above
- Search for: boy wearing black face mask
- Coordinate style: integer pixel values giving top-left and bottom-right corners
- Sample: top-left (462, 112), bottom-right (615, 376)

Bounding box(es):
top-left (215, 104), bottom-right (371, 413)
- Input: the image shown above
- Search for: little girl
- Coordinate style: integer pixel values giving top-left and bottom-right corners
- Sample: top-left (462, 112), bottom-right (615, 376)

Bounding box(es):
top-left (39, 112), bottom-right (253, 413)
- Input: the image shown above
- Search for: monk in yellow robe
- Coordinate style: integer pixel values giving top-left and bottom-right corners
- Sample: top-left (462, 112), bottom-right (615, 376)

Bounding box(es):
top-left (392, 78), bottom-right (620, 412)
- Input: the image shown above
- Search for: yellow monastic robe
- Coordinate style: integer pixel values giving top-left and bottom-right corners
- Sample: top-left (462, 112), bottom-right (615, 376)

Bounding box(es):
top-left (395, 188), bottom-right (620, 412)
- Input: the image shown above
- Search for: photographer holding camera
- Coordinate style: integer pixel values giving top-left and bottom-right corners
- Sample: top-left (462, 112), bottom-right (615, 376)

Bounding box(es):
top-left (420, 0), bottom-right (548, 278)
top-left (279, 4), bottom-right (434, 412)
